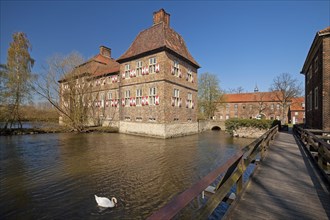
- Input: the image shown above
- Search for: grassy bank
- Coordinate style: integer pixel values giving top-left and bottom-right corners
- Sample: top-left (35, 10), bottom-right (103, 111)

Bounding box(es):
top-left (0, 125), bottom-right (119, 136)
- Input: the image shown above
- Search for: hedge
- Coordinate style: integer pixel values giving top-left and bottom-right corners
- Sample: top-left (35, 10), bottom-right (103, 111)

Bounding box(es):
top-left (225, 118), bottom-right (280, 135)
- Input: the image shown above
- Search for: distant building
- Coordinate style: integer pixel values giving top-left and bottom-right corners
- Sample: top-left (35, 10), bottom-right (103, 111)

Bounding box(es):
top-left (288, 97), bottom-right (305, 124)
top-left (215, 91), bottom-right (284, 121)
top-left (301, 26), bottom-right (330, 131)
top-left (59, 9), bottom-right (200, 138)
top-left (215, 90), bottom-right (304, 123)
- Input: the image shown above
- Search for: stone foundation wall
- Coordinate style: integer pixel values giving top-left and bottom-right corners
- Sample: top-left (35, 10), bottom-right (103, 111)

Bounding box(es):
top-left (119, 121), bottom-right (198, 138)
top-left (233, 127), bottom-right (268, 138)
top-left (102, 120), bottom-right (119, 128)
top-left (164, 122), bottom-right (198, 138)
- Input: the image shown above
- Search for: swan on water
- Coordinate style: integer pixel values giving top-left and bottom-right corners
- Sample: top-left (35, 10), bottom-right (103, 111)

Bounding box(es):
top-left (95, 195), bottom-right (117, 208)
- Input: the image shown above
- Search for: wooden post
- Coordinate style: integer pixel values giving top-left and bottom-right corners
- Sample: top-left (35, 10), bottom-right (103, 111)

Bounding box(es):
top-left (236, 159), bottom-right (244, 194)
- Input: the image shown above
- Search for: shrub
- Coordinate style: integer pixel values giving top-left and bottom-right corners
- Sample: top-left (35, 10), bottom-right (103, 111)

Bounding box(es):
top-left (225, 118), bottom-right (277, 135)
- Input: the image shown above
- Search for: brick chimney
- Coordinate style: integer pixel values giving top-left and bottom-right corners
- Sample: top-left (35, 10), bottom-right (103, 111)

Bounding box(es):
top-left (153, 8), bottom-right (170, 27)
top-left (99, 46), bottom-right (111, 58)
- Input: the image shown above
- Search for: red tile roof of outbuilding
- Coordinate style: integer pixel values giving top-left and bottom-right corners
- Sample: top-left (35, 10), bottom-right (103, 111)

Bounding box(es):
top-left (290, 97), bottom-right (305, 111)
top-left (222, 91), bottom-right (282, 103)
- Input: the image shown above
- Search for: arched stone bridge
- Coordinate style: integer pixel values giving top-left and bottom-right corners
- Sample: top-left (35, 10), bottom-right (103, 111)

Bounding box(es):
top-left (198, 120), bottom-right (226, 132)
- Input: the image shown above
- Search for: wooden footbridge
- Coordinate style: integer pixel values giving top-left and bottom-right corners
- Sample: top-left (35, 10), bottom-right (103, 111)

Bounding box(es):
top-left (147, 125), bottom-right (330, 219)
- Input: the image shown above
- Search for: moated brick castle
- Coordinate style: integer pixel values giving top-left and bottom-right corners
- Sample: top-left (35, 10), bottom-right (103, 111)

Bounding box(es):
top-left (59, 9), bottom-right (200, 138)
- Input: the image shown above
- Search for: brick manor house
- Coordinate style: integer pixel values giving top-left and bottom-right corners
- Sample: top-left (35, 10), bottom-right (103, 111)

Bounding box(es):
top-left (59, 9), bottom-right (200, 138)
top-left (301, 26), bottom-right (330, 131)
top-left (214, 88), bottom-right (305, 124)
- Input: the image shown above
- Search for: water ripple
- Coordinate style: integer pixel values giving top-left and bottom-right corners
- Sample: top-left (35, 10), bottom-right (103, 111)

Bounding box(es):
top-left (0, 131), bottom-right (251, 219)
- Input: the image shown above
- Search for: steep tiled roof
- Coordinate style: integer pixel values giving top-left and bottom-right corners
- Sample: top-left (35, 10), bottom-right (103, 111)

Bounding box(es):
top-left (222, 91), bottom-right (282, 103)
top-left (80, 54), bottom-right (120, 76)
top-left (318, 26), bottom-right (330, 35)
top-left (59, 54), bottom-right (119, 82)
top-left (290, 97), bottom-right (305, 111)
top-left (301, 26), bottom-right (330, 74)
top-left (117, 22), bottom-right (200, 68)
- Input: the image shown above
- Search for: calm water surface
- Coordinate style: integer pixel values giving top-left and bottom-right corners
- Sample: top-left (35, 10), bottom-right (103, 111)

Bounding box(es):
top-left (0, 131), bottom-right (251, 219)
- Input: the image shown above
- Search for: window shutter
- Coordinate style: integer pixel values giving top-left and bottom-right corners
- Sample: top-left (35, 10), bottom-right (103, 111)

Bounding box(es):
top-left (155, 95), bottom-right (159, 105)
top-left (155, 64), bottom-right (160, 73)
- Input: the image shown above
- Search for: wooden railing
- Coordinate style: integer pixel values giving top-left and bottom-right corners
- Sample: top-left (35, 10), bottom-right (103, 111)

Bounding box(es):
top-left (293, 125), bottom-right (330, 179)
top-left (147, 125), bottom-right (278, 220)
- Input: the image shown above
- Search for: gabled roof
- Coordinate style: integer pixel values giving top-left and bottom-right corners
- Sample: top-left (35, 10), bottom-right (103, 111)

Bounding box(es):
top-left (59, 54), bottom-right (119, 82)
top-left (301, 26), bottom-right (330, 74)
top-left (222, 91), bottom-right (282, 103)
top-left (290, 97), bottom-right (305, 111)
top-left (117, 22), bottom-right (200, 68)
top-left (318, 26), bottom-right (330, 35)
top-left (78, 54), bottom-right (120, 76)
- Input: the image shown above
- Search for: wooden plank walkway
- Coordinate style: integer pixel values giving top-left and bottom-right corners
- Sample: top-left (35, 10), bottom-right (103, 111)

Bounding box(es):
top-left (224, 131), bottom-right (330, 220)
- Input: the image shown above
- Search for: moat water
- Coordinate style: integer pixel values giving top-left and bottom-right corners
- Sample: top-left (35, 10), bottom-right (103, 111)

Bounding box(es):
top-left (0, 131), bottom-right (252, 219)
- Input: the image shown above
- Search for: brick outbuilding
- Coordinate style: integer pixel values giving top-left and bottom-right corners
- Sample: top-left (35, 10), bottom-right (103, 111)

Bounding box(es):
top-left (301, 26), bottom-right (330, 131)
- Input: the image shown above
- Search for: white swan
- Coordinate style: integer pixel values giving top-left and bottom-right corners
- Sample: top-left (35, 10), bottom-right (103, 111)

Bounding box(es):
top-left (95, 195), bottom-right (117, 208)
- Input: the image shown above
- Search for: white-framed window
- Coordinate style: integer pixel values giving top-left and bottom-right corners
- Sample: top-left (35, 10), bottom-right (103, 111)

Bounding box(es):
top-left (108, 92), bottom-right (112, 100)
top-left (314, 56), bottom-right (318, 73)
top-left (276, 104), bottom-right (280, 110)
top-left (174, 89), bottom-right (180, 107)
top-left (125, 64), bottom-right (130, 78)
top-left (136, 117), bottom-right (142, 122)
top-left (226, 114), bottom-right (229, 119)
top-left (149, 117), bottom-right (156, 122)
top-left (173, 60), bottom-right (179, 76)
top-left (125, 90), bottom-right (130, 106)
top-left (149, 57), bottom-right (157, 74)
top-left (301, 102), bottom-right (305, 109)
top-left (249, 104), bottom-right (253, 111)
top-left (234, 104), bottom-right (238, 112)
top-left (314, 87), bottom-right (318, 109)
top-left (271, 104), bottom-right (274, 110)
top-left (295, 112), bottom-right (298, 116)
top-left (149, 87), bottom-right (156, 105)
top-left (136, 61), bottom-right (142, 77)
top-left (187, 69), bottom-right (192, 82)
top-left (226, 104), bottom-right (230, 113)
top-left (136, 89), bottom-right (142, 106)
top-left (187, 93), bottom-right (192, 108)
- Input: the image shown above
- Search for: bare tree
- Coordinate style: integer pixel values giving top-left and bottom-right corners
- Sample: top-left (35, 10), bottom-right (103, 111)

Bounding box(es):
top-left (227, 86), bottom-right (245, 94)
top-left (198, 72), bottom-right (224, 119)
top-left (269, 73), bottom-right (303, 124)
top-left (33, 52), bottom-right (93, 131)
top-left (3, 32), bottom-right (35, 129)
top-left (256, 93), bottom-right (268, 119)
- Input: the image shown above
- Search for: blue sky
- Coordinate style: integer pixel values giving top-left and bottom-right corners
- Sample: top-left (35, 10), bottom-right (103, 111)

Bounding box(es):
top-left (1, 1), bottom-right (329, 93)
